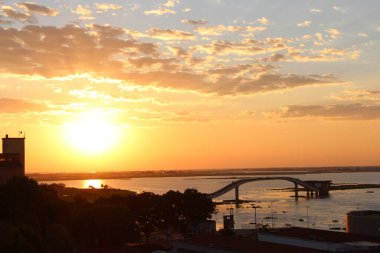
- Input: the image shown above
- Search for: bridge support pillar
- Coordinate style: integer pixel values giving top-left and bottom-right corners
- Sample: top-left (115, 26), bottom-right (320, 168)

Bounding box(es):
top-left (294, 183), bottom-right (299, 200)
top-left (306, 190), bottom-right (310, 198)
top-left (235, 186), bottom-right (239, 206)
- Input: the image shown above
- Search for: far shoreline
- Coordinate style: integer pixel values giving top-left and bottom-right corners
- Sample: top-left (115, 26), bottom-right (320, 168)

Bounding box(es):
top-left (28, 166), bottom-right (380, 182)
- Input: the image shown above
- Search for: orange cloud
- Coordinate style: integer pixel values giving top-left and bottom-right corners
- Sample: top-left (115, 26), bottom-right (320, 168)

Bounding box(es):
top-left (148, 28), bottom-right (195, 41)
top-left (196, 25), bottom-right (266, 36)
top-left (1, 5), bottom-right (36, 23)
top-left (0, 24), bottom-right (340, 96)
top-left (278, 103), bottom-right (380, 120)
top-left (17, 2), bottom-right (59, 16)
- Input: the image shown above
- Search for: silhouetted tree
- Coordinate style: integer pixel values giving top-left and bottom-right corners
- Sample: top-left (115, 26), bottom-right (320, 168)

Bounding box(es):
top-left (43, 223), bottom-right (73, 253)
top-left (0, 177), bottom-right (216, 251)
top-left (130, 192), bottom-right (161, 244)
top-left (182, 189), bottom-right (215, 221)
top-left (72, 203), bottom-right (139, 248)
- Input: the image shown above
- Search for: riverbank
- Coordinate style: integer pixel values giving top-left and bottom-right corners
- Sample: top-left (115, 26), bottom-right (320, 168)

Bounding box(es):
top-left (48, 183), bottom-right (134, 202)
top-left (29, 166), bottom-right (380, 181)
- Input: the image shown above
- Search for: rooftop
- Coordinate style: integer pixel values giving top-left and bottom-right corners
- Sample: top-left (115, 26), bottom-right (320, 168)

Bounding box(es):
top-left (271, 227), bottom-right (380, 243)
top-left (178, 234), bottom-right (323, 253)
top-left (347, 210), bottom-right (380, 219)
top-left (174, 228), bottom-right (380, 253)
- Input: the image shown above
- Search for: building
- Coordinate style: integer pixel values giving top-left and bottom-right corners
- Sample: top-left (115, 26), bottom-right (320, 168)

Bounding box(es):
top-left (186, 220), bottom-right (217, 237)
top-left (346, 210), bottom-right (380, 237)
top-left (304, 180), bottom-right (332, 197)
top-left (170, 227), bottom-right (380, 253)
top-left (0, 134), bottom-right (25, 183)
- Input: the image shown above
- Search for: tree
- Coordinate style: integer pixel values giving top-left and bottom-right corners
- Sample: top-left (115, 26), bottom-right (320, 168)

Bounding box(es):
top-left (182, 189), bottom-right (215, 222)
top-left (130, 192), bottom-right (161, 244)
top-left (72, 203), bottom-right (139, 248)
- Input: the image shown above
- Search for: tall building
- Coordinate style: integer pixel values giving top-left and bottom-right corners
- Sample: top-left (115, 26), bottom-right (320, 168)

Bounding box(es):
top-left (0, 134), bottom-right (25, 183)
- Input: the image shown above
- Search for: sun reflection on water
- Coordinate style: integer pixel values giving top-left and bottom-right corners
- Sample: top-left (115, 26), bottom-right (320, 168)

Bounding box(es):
top-left (83, 179), bottom-right (103, 189)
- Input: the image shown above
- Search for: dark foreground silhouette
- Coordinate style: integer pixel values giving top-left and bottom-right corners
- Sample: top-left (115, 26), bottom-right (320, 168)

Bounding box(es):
top-left (0, 177), bottom-right (215, 253)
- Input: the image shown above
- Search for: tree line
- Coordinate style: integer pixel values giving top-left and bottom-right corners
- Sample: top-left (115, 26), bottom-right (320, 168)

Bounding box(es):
top-left (0, 177), bottom-right (216, 253)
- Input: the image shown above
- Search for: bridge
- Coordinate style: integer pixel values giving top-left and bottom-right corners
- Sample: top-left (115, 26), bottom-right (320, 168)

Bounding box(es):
top-left (208, 177), bottom-right (331, 201)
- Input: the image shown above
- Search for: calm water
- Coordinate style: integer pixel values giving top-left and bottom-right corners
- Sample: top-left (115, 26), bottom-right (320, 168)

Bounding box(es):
top-left (44, 171), bottom-right (380, 230)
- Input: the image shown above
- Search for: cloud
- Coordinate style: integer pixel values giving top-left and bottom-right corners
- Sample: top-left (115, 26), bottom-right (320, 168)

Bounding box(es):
top-left (0, 15), bottom-right (12, 25)
top-left (95, 3), bottom-right (122, 13)
top-left (0, 24), bottom-right (158, 77)
top-left (358, 33), bottom-right (368, 38)
top-left (310, 8), bottom-right (322, 13)
top-left (297, 20), bottom-right (311, 28)
top-left (144, 0), bottom-right (178, 16)
top-left (326, 28), bottom-right (342, 39)
top-left (278, 103), bottom-right (380, 120)
top-left (0, 98), bottom-right (47, 113)
top-left (194, 38), bottom-right (287, 56)
top-left (144, 7), bottom-right (175, 16)
top-left (16, 2), bottom-right (59, 16)
top-left (164, 0), bottom-right (179, 8)
top-left (332, 6), bottom-right (346, 13)
top-left (1, 5), bottom-right (36, 23)
top-left (257, 17), bottom-right (269, 25)
top-left (331, 89), bottom-right (380, 103)
top-left (195, 25), bottom-right (266, 36)
top-left (128, 57), bottom-right (174, 68)
top-left (148, 28), bottom-right (195, 41)
top-left (181, 19), bottom-right (207, 25)
top-left (120, 71), bottom-right (339, 95)
top-left (259, 53), bottom-right (286, 62)
top-left (287, 48), bottom-right (360, 62)
top-left (0, 24), bottom-right (340, 96)
top-left (73, 5), bottom-right (94, 20)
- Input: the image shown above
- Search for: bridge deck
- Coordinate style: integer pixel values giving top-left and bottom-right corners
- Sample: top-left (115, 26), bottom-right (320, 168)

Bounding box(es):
top-left (208, 177), bottom-right (319, 199)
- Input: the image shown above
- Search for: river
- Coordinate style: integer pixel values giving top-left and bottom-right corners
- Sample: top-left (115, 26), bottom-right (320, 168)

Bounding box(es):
top-left (43, 171), bottom-right (380, 231)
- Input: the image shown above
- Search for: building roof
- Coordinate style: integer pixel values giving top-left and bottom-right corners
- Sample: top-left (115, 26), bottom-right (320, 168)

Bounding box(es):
top-left (177, 234), bottom-right (324, 253)
top-left (174, 228), bottom-right (380, 253)
top-left (347, 210), bottom-right (380, 219)
top-left (272, 227), bottom-right (380, 243)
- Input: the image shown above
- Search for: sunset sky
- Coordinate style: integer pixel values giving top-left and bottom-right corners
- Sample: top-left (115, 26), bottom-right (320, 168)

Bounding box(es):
top-left (0, 0), bottom-right (379, 173)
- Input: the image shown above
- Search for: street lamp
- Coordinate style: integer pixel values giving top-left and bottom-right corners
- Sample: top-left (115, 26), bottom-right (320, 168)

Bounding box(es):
top-left (251, 205), bottom-right (262, 232)
top-left (306, 205), bottom-right (310, 229)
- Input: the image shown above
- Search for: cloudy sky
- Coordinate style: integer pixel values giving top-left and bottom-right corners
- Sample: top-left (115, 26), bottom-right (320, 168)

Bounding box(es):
top-left (0, 0), bottom-right (379, 173)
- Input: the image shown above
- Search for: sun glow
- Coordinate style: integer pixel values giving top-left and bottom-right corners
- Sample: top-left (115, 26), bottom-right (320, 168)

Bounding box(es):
top-left (83, 179), bottom-right (103, 189)
top-left (64, 111), bottom-right (121, 155)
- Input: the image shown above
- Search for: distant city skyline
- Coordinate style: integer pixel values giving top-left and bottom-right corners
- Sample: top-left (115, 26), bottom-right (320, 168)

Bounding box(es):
top-left (0, 0), bottom-right (379, 172)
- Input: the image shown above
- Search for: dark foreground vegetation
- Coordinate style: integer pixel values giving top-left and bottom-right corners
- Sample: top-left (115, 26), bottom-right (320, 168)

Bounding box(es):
top-left (0, 177), bottom-right (215, 253)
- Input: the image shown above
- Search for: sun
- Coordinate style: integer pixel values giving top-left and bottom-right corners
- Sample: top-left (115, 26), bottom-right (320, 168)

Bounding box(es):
top-left (64, 111), bottom-right (120, 155)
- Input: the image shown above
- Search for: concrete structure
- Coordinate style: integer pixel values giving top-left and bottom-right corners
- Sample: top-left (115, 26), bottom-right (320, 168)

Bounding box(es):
top-left (186, 220), bottom-right (216, 237)
top-left (304, 180), bottom-right (331, 197)
top-left (208, 177), bottom-right (325, 202)
top-left (0, 134), bottom-right (25, 183)
top-left (346, 210), bottom-right (380, 237)
top-left (223, 209), bottom-right (235, 230)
